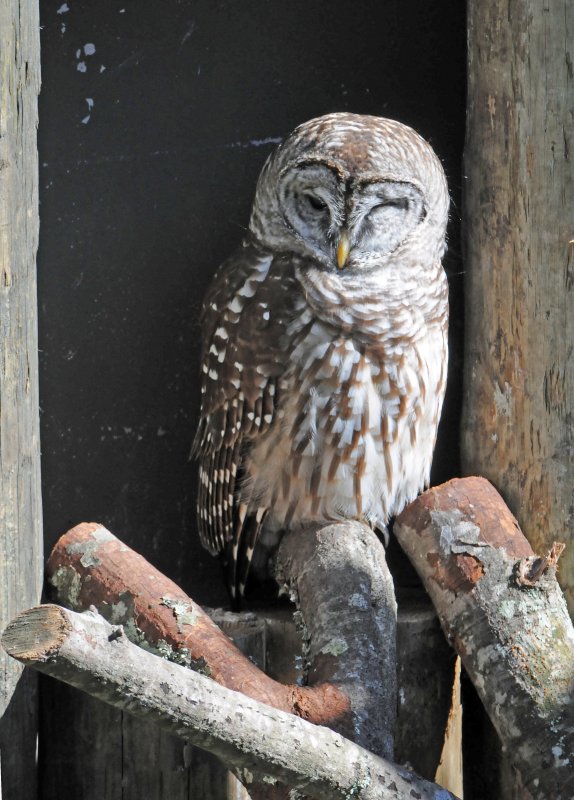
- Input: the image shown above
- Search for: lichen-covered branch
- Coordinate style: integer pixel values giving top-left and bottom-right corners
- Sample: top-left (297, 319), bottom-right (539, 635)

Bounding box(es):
top-left (46, 522), bottom-right (349, 727)
top-left (1, 605), bottom-right (459, 800)
top-left (47, 520), bottom-right (399, 764)
top-left (275, 521), bottom-right (397, 759)
top-left (394, 477), bottom-right (574, 800)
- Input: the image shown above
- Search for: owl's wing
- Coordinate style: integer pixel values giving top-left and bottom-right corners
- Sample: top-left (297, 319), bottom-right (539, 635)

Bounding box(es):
top-left (193, 242), bottom-right (293, 598)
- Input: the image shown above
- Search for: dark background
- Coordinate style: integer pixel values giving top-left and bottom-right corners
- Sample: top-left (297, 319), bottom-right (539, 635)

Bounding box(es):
top-left (38, 0), bottom-right (466, 608)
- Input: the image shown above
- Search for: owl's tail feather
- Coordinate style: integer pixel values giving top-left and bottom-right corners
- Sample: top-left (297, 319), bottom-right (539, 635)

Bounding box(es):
top-left (225, 504), bottom-right (268, 609)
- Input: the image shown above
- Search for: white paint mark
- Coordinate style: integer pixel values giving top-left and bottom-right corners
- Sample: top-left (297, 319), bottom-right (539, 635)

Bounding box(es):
top-left (75, 49), bottom-right (81, 58)
top-left (77, 61), bottom-right (87, 73)
top-left (84, 43), bottom-right (96, 56)
top-left (81, 98), bottom-right (93, 124)
top-left (60, 23), bottom-right (66, 33)
top-left (57, 3), bottom-right (69, 13)
top-left (181, 21), bottom-right (196, 45)
top-left (225, 136), bottom-right (283, 150)
top-left (100, 65), bottom-right (106, 73)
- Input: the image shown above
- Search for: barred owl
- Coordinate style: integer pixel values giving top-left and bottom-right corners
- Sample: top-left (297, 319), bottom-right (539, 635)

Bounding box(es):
top-left (194, 113), bottom-right (449, 601)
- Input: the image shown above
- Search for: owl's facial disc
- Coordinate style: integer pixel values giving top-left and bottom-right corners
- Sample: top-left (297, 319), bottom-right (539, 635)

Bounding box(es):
top-left (348, 181), bottom-right (426, 263)
top-left (278, 163), bottom-right (344, 263)
top-left (278, 163), bottom-right (427, 270)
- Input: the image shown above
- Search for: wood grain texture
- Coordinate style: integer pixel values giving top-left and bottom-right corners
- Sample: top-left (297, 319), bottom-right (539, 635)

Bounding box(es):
top-left (0, 1), bottom-right (43, 797)
top-left (395, 478), bottom-right (574, 800)
top-left (462, 0), bottom-right (574, 615)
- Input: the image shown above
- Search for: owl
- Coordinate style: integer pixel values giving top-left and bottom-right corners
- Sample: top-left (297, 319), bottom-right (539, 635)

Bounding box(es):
top-left (194, 113), bottom-right (449, 602)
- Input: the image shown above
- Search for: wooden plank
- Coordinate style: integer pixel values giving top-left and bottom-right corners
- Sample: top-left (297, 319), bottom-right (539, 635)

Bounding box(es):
top-left (0, 0), bottom-right (43, 797)
top-left (462, 0), bottom-right (574, 616)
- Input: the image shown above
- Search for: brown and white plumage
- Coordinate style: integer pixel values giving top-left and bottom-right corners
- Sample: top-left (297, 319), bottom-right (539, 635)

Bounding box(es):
top-left (193, 113), bottom-right (449, 601)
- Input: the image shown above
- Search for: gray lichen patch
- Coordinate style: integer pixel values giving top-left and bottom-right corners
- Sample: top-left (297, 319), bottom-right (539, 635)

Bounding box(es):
top-left (343, 775), bottom-right (371, 798)
top-left (64, 527), bottom-right (115, 568)
top-left (66, 539), bottom-right (102, 568)
top-left (90, 526), bottom-right (115, 543)
top-left (320, 637), bottom-right (349, 657)
top-left (432, 509), bottom-right (488, 558)
top-left (49, 566), bottom-right (82, 608)
top-left (116, 623), bottom-right (197, 671)
top-left (160, 596), bottom-right (201, 631)
top-left (108, 591), bottom-right (135, 624)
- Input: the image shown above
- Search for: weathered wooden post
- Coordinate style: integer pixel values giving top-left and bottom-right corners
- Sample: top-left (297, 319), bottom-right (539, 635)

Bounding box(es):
top-left (463, 2), bottom-right (574, 611)
top-left (0, 1), bottom-right (43, 797)
top-left (462, 2), bottom-right (574, 796)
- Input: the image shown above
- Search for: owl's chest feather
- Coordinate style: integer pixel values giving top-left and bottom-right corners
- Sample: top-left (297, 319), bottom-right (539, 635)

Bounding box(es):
top-left (243, 306), bottom-right (446, 531)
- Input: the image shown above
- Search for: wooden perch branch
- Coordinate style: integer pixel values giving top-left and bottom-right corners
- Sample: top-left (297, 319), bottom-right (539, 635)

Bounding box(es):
top-left (46, 522), bottom-right (349, 728)
top-left (394, 477), bottom-right (574, 800)
top-left (1, 604), bottom-right (458, 800)
top-left (47, 520), bottom-right (400, 762)
top-left (275, 521), bottom-right (397, 759)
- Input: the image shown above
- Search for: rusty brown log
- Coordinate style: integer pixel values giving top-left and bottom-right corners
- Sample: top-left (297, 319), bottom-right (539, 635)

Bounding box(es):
top-left (46, 522), bottom-right (349, 729)
top-left (394, 476), bottom-right (574, 800)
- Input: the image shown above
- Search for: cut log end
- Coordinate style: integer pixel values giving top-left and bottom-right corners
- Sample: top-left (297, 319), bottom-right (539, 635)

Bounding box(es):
top-left (1, 605), bottom-right (71, 663)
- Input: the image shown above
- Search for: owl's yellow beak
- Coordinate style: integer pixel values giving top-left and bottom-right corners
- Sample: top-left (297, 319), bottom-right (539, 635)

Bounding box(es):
top-left (336, 230), bottom-right (351, 269)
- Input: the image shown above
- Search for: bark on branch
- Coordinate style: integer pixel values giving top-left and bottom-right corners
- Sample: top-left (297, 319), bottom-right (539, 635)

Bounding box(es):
top-left (46, 521), bottom-right (396, 756)
top-left (1, 604), bottom-right (457, 800)
top-left (394, 476), bottom-right (574, 800)
top-left (275, 521), bottom-right (397, 759)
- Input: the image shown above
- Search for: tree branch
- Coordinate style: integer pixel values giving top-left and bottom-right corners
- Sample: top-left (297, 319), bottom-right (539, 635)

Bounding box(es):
top-left (275, 521), bottom-right (397, 759)
top-left (1, 604), bottom-right (458, 800)
top-left (394, 476), bottom-right (574, 800)
top-left (46, 520), bottom-right (400, 797)
top-left (46, 522), bottom-right (349, 727)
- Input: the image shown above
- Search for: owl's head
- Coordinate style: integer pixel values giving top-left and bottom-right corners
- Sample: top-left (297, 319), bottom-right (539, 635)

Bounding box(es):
top-left (248, 113), bottom-right (449, 276)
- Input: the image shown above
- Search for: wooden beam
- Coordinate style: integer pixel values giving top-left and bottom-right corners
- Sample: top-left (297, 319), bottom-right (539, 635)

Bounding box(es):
top-left (0, 1), bottom-right (43, 796)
